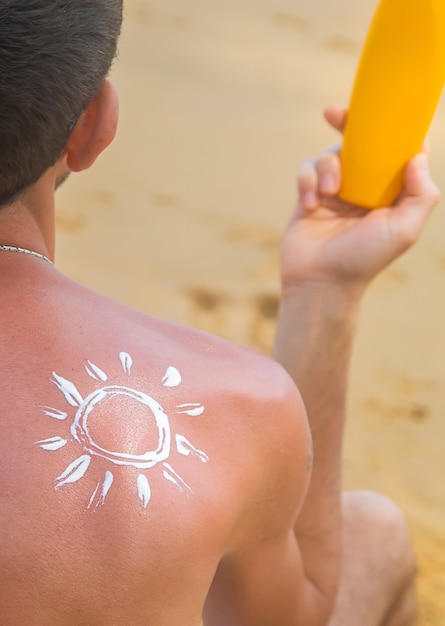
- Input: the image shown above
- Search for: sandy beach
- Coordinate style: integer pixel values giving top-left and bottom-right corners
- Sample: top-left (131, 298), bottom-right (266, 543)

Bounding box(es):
top-left (56, 0), bottom-right (445, 622)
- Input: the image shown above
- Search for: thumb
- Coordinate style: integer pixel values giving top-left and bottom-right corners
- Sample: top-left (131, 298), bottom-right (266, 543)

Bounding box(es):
top-left (389, 153), bottom-right (441, 246)
top-left (404, 153), bottom-right (432, 198)
top-left (324, 105), bottom-right (348, 134)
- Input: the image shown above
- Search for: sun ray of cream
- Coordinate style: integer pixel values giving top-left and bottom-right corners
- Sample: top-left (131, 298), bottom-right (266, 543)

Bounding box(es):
top-left (120, 352), bottom-right (133, 376)
top-left (175, 403), bottom-right (205, 417)
top-left (175, 434), bottom-right (209, 463)
top-left (51, 373), bottom-right (84, 407)
top-left (88, 470), bottom-right (114, 510)
top-left (137, 474), bottom-right (152, 509)
top-left (87, 482), bottom-right (100, 509)
top-left (35, 436), bottom-right (68, 451)
top-left (40, 406), bottom-right (68, 421)
top-left (99, 471), bottom-right (114, 506)
top-left (55, 455), bottom-right (91, 490)
top-left (162, 367), bottom-right (182, 388)
top-left (85, 361), bottom-right (108, 383)
top-left (162, 462), bottom-right (192, 492)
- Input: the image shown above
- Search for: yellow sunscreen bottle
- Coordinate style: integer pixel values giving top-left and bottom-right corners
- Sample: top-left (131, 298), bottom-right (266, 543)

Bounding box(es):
top-left (339, 0), bottom-right (445, 209)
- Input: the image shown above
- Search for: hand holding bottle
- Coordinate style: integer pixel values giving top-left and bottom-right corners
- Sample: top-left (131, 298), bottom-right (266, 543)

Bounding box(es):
top-left (279, 106), bottom-right (441, 298)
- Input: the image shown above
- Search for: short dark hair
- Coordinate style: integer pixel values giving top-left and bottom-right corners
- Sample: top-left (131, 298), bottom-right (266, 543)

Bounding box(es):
top-left (0, 0), bottom-right (123, 206)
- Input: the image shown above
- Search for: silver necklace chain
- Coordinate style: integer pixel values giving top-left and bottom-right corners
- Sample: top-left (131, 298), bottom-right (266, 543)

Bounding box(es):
top-left (0, 244), bottom-right (53, 265)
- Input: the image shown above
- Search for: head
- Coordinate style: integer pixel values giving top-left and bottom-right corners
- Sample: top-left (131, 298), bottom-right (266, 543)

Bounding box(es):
top-left (0, 0), bottom-right (123, 207)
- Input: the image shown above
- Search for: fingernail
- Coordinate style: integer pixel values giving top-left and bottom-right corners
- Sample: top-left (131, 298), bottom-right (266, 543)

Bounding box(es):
top-left (321, 173), bottom-right (336, 194)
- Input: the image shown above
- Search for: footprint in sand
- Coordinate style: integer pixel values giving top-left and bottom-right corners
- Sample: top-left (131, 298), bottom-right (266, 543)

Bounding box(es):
top-left (56, 209), bottom-right (87, 234)
top-left (364, 396), bottom-right (432, 423)
top-left (187, 288), bottom-right (226, 313)
top-left (88, 189), bottom-right (116, 207)
top-left (183, 288), bottom-right (280, 353)
top-left (225, 224), bottom-right (281, 253)
top-left (124, 1), bottom-right (155, 24)
top-left (150, 190), bottom-right (181, 210)
top-left (125, 2), bottom-right (188, 29)
top-left (254, 293), bottom-right (279, 321)
top-left (325, 35), bottom-right (361, 56)
top-left (436, 254), bottom-right (445, 270)
top-left (183, 287), bottom-right (232, 339)
top-left (271, 12), bottom-right (312, 34)
top-left (248, 293), bottom-right (280, 353)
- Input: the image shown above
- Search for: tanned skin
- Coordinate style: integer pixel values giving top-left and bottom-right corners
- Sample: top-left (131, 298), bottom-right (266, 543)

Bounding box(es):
top-left (0, 83), bottom-right (439, 626)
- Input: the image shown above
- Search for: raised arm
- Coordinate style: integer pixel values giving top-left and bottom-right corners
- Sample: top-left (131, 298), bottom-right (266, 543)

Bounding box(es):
top-left (272, 106), bottom-right (440, 621)
top-left (204, 107), bottom-right (440, 626)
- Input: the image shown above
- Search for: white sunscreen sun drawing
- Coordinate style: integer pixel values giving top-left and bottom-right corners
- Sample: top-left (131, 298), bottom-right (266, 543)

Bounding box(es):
top-left (36, 352), bottom-right (209, 511)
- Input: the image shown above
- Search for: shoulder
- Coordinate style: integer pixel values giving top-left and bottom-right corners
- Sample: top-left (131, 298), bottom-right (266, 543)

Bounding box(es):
top-left (172, 328), bottom-right (312, 547)
top-left (224, 353), bottom-right (311, 547)
top-left (120, 314), bottom-right (312, 546)
top-left (38, 276), bottom-right (311, 537)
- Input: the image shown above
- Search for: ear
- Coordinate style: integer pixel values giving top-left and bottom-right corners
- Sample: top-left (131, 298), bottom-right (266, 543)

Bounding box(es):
top-left (65, 80), bottom-right (120, 172)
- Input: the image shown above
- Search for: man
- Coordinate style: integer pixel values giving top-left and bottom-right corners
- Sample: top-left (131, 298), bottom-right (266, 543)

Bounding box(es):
top-left (0, 2), bottom-right (440, 624)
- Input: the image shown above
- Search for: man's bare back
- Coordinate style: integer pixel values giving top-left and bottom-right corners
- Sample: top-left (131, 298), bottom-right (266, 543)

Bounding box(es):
top-left (0, 262), bottom-right (309, 625)
top-left (0, 2), bottom-right (440, 624)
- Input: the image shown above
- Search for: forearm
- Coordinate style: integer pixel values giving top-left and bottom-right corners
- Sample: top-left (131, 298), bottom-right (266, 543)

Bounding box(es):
top-left (272, 282), bottom-right (361, 613)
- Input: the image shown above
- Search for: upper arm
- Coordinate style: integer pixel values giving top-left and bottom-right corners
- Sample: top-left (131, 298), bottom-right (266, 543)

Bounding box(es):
top-left (203, 530), bottom-right (325, 626)
top-left (203, 372), bottom-right (323, 626)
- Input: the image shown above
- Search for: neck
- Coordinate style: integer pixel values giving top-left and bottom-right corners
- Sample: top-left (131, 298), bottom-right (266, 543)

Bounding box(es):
top-left (0, 175), bottom-right (57, 263)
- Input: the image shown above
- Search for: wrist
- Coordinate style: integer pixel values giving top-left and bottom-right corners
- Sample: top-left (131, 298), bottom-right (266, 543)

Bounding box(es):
top-left (273, 279), bottom-right (360, 374)
top-left (279, 279), bottom-right (364, 317)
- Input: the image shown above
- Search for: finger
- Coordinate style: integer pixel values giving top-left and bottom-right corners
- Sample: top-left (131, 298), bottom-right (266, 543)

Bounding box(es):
top-left (315, 152), bottom-right (342, 196)
top-left (297, 160), bottom-right (319, 210)
top-left (404, 153), bottom-right (438, 199)
top-left (421, 137), bottom-right (430, 158)
top-left (320, 142), bottom-right (342, 157)
top-left (390, 153), bottom-right (441, 246)
top-left (324, 105), bottom-right (348, 134)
